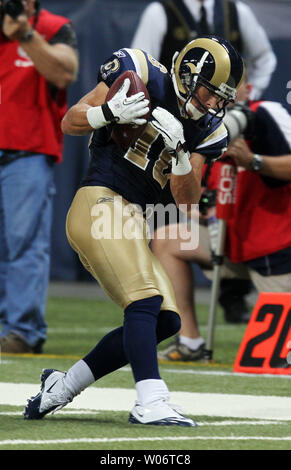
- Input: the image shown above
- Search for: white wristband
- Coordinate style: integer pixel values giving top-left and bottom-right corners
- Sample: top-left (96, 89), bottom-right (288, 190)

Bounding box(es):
top-left (86, 106), bottom-right (108, 130)
top-left (171, 150), bottom-right (192, 176)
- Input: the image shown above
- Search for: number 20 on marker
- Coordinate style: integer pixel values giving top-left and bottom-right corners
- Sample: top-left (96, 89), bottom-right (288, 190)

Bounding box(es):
top-left (234, 293), bottom-right (291, 375)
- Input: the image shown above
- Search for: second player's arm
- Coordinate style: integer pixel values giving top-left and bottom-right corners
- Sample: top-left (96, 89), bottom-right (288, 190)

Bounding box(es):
top-left (225, 138), bottom-right (291, 181)
top-left (256, 154), bottom-right (291, 181)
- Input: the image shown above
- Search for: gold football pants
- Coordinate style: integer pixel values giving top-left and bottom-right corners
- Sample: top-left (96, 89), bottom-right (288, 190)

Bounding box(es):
top-left (66, 186), bottom-right (178, 312)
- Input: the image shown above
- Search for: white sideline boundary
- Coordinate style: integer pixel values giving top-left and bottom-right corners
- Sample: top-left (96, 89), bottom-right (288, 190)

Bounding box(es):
top-left (1, 436), bottom-right (291, 446)
top-left (1, 382), bottom-right (291, 421)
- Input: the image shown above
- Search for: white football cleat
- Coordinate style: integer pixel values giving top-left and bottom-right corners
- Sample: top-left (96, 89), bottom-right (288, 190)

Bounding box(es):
top-left (128, 399), bottom-right (197, 427)
top-left (24, 369), bottom-right (73, 419)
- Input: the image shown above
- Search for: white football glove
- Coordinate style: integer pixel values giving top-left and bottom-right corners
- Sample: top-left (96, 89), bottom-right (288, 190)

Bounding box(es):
top-left (87, 78), bottom-right (149, 130)
top-left (152, 107), bottom-right (192, 175)
top-left (107, 78), bottom-right (149, 125)
top-left (151, 106), bottom-right (186, 152)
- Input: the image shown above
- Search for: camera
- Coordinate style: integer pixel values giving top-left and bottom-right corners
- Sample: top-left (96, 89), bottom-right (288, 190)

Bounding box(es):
top-left (223, 102), bottom-right (255, 143)
top-left (0, 0), bottom-right (24, 19)
top-left (199, 189), bottom-right (217, 216)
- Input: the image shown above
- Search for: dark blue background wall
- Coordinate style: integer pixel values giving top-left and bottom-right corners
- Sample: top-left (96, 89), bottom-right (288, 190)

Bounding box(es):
top-left (39, 0), bottom-right (291, 283)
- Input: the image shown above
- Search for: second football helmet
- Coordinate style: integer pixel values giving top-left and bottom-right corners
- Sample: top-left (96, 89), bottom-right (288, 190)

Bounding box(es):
top-left (171, 36), bottom-right (244, 125)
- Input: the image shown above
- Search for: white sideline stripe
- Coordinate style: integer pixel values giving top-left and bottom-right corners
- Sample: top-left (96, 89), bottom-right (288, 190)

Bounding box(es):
top-left (0, 412), bottom-right (283, 426)
top-left (128, 366), bottom-right (291, 380)
top-left (1, 383), bottom-right (291, 421)
top-left (1, 436), bottom-right (291, 446)
top-left (2, 360), bottom-right (291, 380)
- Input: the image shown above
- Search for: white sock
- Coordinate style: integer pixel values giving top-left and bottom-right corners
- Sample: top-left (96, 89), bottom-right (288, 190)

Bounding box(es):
top-left (179, 335), bottom-right (205, 351)
top-left (64, 359), bottom-right (95, 397)
top-left (136, 379), bottom-right (169, 406)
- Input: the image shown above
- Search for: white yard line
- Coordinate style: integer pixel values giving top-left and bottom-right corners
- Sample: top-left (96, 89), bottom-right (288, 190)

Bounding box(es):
top-left (1, 436), bottom-right (291, 446)
top-left (1, 382), bottom-right (291, 421)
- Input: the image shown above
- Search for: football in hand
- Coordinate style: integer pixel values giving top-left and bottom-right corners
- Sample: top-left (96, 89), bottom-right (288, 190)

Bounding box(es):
top-left (105, 70), bottom-right (151, 149)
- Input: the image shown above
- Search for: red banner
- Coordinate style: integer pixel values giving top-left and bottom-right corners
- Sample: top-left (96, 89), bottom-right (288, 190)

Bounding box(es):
top-left (216, 160), bottom-right (237, 220)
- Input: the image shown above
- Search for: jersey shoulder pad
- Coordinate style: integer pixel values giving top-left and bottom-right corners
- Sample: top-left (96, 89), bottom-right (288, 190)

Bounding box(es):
top-left (98, 48), bottom-right (151, 87)
top-left (195, 122), bottom-right (228, 162)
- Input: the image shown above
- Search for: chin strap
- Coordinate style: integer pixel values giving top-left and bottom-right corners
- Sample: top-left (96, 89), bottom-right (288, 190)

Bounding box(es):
top-left (185, 100), bottom-right (205, 121)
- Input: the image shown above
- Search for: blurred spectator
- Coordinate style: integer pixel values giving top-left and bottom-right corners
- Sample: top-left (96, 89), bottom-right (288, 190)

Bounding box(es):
top-left (132, 0), bottom-right (277, 99)
top-left (0, 0), bottom-right (79, 353)
top-left (152, 77), bottom-right (291, 361)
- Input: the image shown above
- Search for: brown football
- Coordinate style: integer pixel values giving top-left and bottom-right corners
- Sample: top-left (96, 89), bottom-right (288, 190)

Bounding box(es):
top-left (105, 70), bottom-right (151, 149)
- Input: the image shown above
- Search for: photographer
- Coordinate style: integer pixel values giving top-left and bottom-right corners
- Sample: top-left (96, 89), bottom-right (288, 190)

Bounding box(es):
top-left (152, 76), bottom-right (291, 362)
top-left (0, 0), bottom-right (79, 353)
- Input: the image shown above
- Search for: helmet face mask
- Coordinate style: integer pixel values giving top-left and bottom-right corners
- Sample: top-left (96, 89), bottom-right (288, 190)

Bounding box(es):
top-left (185, 79), bottom-right (228, 117)
top-left (171, 36), bottom-right (244, 127)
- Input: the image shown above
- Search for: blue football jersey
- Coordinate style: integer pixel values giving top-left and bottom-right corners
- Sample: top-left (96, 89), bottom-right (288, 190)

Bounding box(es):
top-left (82, 48), bottom-right (228, 210)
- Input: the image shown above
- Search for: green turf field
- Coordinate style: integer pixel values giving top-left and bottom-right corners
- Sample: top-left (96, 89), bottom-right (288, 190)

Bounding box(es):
top-left (1, 295), bottom-right (291, 451)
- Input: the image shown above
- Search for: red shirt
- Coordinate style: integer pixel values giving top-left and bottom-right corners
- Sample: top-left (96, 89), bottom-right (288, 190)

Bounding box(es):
top-left (205, 101), bottom-right (291, 263)
top-left (0, 9), bottom-right (71, 162)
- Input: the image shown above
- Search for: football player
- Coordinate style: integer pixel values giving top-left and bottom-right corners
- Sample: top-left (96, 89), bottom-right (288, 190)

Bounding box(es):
top-left (24, 36), bottom-right (244, 426)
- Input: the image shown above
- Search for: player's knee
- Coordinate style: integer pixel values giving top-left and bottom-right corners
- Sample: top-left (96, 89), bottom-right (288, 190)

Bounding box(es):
top-left (124, 295), bottom-right (163, 319)
top-left (156, 310), bottom-right (181, 343)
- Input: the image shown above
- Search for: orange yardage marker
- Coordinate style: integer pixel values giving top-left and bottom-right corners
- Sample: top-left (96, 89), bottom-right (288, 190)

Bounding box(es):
top-left (234, 293), bottom-right (291, 375)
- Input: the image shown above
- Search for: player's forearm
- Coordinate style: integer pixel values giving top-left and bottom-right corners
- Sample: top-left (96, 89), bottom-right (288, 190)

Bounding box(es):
top-left (170, 153), bottom-right (202, 211)
top-left (170, 152), bottom-right (204, 210)
top-left (170, 170), bottom-right (201, 210)
top-left (20, 31), bottom-right (78, 89)
top-left (62, 82), bottom-right (110, 136)
top-left (61, 103), bottom-right (95, 136)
